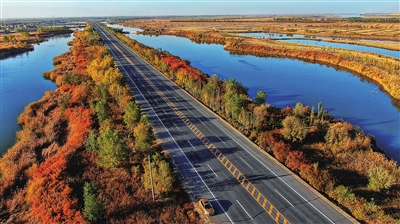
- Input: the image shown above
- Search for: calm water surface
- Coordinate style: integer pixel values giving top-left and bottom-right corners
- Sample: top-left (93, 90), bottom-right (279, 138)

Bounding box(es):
top-left (240, 32), bottom-right (399, 58)
top-left (111, 24), bottom-right (400, 163)
top-left (0, 35), bottom-right (73, 155)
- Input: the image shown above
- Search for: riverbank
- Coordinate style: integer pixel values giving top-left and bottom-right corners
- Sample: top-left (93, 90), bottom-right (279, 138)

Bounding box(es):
top-left (0, 23), bottom-right (201, 223)
top-left (0, 45), bottom-right (34, 59)
top-left (121, 17), bottom-right (400, 99)
top-left (137, 29), bottom-right (400, 101)
top-left (322, 38), bottom-right (400, 51)
top-left (122, 16), bottom-right (400, 42)
top-left (0, 29), bottom-right (73, 59)
top-left (108, 25), bottom-right (400, 223)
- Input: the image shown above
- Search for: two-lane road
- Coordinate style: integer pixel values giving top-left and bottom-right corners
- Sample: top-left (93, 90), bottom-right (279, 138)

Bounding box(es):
top-left (92, 22), bottom-right (355, 224)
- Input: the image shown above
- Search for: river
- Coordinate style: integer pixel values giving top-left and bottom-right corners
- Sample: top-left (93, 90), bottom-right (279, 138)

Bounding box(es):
top-left (240, 33), bottom-right (400, 58)
top-left (0, 34), bottom-right (73, 155)
top-left (110, 24), bottom-right (399, 163)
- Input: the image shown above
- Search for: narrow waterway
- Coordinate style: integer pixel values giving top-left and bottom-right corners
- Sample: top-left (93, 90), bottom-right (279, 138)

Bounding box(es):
top-left (240, 32), bottom-right (400, 58)
top-left (111, 24), bottom-right (399, 163)
top-left (0, 34), bottom-right (73, 155)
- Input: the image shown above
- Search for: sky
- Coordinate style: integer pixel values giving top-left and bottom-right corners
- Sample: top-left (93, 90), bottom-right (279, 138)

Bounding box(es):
top-left (1, 0), bottom-right (399, 19)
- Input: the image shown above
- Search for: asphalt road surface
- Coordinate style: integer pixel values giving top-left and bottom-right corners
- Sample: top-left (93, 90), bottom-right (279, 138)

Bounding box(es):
top-left (92, 22), bottom-right (356, 224)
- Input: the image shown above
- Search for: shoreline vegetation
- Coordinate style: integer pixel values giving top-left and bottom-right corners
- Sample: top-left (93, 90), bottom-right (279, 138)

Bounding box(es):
top-left (0, 27), bottom-right (73, 59)
top-left (131, 28), bottom-right (400, 101)
top-left (0, 17), bottom-right (398, 223)
top-left (106, 24), bottom-right (400, 223)
top-left (0, 23), bottom-right (202, 223)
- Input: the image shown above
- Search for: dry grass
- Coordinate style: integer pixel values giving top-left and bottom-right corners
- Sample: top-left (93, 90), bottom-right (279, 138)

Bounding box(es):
top-left (123, 17), bottom-right (400, 41)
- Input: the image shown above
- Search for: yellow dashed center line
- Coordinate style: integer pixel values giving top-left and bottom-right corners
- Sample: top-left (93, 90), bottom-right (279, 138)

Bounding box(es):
top-left (109, 35), bottom-right (291, 224)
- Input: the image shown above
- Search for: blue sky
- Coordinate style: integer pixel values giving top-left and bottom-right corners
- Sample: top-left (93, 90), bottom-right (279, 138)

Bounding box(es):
top-left (1, 0), bottom-right (399, 19)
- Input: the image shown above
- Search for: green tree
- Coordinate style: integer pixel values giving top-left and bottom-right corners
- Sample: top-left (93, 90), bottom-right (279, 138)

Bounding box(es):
top-left (203, 75), bottom-right (219, 108)
top-left (155, 160), bottom-right (173, 197)
top-left (367, 166), bottom-right (395, 192)
top-left (309, 106), bottom-right (315, 125)
top-left (254, 90), bottom-right (267, 106)
top-left (58, 92), bottom-right (71, 113)
top-left (282, 116), bottom-right (308, 142)
top-left (97, 128), bottom-right (130, 169)
top-left (222, 78), bottom-right (248, 119)
top-left (83, 182), bottom-right (103, 221)
top-left (85, 130), bottom-right (98, 151)
top-left (134, 120), bottom-right (153, 151)
top-left (95, 100), bottom-right (109, 122)
top-left (317, 101), bottom-right (323, 120)
top-left (20, 31), bottom-right (30, 39)
top-left (332, 185), bottom-right (356, 204)
top-left (2, 35), bottom-right (9, 42)
top-left (142, 154), bottom-right (173, 197)
top-left (123, 101), bottom-right (141, 129)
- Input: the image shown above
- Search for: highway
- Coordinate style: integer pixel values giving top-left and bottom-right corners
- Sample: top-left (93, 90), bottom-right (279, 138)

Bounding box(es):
top-left (92, 21), bottom-right (355, 224)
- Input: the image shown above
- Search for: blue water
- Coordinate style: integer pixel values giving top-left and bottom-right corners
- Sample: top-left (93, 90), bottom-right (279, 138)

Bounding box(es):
top-left (109, 24), bottom-right (399, 163)
top-left (241, 33), bottom-right (306, 39)
top-left (240, 32), bottom-right (399, 58)
top-left (0, 34), bottom-right (73, 155)
top-left (281, 39), bottom-right (400, 58)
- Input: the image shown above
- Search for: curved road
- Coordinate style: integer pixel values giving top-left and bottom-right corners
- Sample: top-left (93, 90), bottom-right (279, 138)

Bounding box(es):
top-left (92, 22), bottom-right (356, 224)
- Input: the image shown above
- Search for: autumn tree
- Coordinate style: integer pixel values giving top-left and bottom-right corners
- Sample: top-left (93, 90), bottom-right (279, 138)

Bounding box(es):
top-left (331, 185), bottom-right (356, 205)
top-left (285, 151), bottom-right (309, 172)
top-left (367, 166), bottom-right (395, 192)
top-left (133, 118), bottom-right (153, 151)
top-left (203, 74), bottom-right (220, 109)
top-left (325, 122), bottom-right (350, 154)
top-left (293, 102), bottom-right (306, 118)
top-left (97, 128), bottom-right (130, 169)
top-left (83, 182), bottom-right (103, 221)
top-left (142, 153), bottom-right (173, 197)
top-left (123, 101), bottom-right (141, 130)
top-left (155, 160), bottom-right (174, 197)
top-left (282, 116), bottom-right (308, 142)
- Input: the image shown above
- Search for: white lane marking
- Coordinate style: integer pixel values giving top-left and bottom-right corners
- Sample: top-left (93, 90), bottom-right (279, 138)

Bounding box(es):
top-left (97, 27), bottom-right (235, 223)
top-left (240, 157), bottom-right (253, 169)
top-left (198, 118), bottom-right (204, 125)
top-left (216, 135), bottom-right (226, 144)
top-left (275, 189), bottom-right (294, 207)
top-left (188, 140), bottom-right (195, 149)
top-left (162, 109), bottom-right (167, 115)
top-left (236, 200), bottom-right (253, 220)
top-left (172, 84), bottom-right (335, 223)
top-left (102, 24), bottom-right (337, 223)
top-left (173, 122), bottom-right (180, 130)
top-left (207, 164), bottom-right (218, 177)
